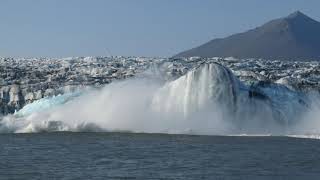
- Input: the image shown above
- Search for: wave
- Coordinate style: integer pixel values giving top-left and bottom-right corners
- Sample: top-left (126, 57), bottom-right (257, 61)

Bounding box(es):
top-left (287, 134), bottom-right (320, 140)
top-left (1, 62), bottom-right (320, 138)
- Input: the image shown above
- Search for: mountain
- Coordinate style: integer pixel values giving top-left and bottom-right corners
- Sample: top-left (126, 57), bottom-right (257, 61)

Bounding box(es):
top-left (175, 11), bottom-right (320, 60)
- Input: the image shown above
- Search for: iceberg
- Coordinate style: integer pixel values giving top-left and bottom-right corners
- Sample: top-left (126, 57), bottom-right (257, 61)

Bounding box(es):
top-left (14, 91), bottom-right (82, 117)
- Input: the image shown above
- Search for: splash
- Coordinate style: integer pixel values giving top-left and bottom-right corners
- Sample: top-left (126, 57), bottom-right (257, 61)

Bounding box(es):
top-left (152, 63), bottom-right (241, 117)
top-left (1, 62), bottom-right (320, 137)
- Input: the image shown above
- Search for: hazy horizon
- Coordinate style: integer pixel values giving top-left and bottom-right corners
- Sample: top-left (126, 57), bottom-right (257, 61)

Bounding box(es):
top-left (1, 0), bottom-right (320, 58)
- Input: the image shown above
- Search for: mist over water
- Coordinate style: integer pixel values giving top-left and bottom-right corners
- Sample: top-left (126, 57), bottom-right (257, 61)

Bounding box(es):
top-left (1, 63), bottom-right (320, 138)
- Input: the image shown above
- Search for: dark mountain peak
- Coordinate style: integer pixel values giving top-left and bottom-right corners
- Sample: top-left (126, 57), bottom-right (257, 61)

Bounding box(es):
top-left (282, 11), bottom-right (320, 30)
top-left (263, 11), bottom-right (315, 31)
top-left (286, 11), bottom-right (307, 19)
top-left (283, 11), bottom-right (317, 25)
top-left (175, 11), bottom-right (320, 60)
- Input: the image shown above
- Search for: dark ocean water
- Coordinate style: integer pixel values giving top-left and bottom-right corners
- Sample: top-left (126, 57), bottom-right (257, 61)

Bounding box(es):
top-left (0, 133), bottom-right (320, 180)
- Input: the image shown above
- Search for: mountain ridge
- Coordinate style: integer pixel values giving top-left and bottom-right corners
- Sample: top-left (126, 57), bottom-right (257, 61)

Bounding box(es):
top-left (175, 11), bottom-right (320, 60)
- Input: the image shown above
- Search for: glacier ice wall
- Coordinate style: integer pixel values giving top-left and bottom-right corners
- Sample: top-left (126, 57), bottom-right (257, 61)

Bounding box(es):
top-left (0, 62), bottom-right (319, 135)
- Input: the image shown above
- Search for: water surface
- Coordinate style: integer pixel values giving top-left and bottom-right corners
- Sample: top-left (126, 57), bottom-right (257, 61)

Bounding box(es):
top-left (0, 133), bottom-right (319, 179)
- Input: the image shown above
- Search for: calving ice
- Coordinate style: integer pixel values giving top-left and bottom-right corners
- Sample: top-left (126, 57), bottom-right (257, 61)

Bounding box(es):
top-left (3, 2), bottom-right (320, 179)
top-left (1, 62), bottom-right (319, 136)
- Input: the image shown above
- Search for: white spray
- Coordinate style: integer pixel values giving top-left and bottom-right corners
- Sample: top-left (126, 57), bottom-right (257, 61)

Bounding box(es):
top-left (1, 62), bottom-right (320, 137)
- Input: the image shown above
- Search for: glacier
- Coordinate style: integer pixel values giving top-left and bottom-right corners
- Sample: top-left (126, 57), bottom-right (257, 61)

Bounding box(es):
top-left (0, 62), bottom-right (320, 136)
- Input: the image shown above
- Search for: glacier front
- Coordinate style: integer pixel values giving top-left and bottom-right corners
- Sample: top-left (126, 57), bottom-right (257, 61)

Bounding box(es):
top-left (1, 61), bottom-right (319, 136)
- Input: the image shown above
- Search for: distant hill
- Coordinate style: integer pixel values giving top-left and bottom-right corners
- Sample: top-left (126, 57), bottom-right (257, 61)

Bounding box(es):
top-left (175, 11), bottom-right (320, 60)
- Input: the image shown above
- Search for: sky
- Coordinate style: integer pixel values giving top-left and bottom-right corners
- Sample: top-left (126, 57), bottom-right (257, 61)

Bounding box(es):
top-left (0, 0), bottom-right (320, 58)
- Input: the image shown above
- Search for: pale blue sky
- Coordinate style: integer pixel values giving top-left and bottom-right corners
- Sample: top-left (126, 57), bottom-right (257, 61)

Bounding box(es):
top-left (0, 0), bottom-right (319, 57)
